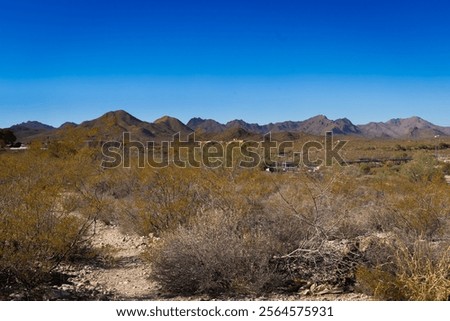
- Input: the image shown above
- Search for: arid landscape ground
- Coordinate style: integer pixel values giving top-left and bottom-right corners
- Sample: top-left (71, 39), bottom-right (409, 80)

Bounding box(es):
top-left (1, 112), bottom-right (449, 301)
top-left (46, 220), bottom-right (372, 301)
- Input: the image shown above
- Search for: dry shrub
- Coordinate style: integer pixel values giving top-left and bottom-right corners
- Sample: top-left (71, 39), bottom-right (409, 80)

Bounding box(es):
top-left (394, 241), bottom-right (449, 300)
top-left (366, 157), bottom-right (450, 240)
top-left (356, 267), bottom-right (406, 300)
top-left (117, 166), bottom-right (205, 236)
top-left (350, 156), bottom-right (450, 300)
top-left (274, 239), bottom-right (363, 292)
top-left (150, 207), bottom-right (306, 296)
top-left (266, 169), bottom-right (375, 240)
top-left (118, 167), bottom-right (280, 237)
top-left (388, 183), bottom-right (448, 240)
top-left (357, 239), bottom-right (450, 301)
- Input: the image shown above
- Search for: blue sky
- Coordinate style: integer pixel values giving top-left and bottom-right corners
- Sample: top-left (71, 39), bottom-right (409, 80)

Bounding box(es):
top-left (1, 0), bottom-right (449, 127)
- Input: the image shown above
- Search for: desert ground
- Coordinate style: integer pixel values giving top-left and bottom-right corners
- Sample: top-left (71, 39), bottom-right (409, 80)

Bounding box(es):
top-left (1, 136), bottom-right (449, 301)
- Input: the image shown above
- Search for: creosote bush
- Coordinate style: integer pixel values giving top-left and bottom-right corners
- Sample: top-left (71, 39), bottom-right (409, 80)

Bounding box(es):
top-left (0, 142), bottom-right (102, 291)
top-left (118, 166), bottom-right (205, 236)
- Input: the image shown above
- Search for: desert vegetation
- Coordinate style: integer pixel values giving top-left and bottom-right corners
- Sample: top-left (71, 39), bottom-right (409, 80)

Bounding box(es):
top-left (0, 136), bottom-right (449, 300)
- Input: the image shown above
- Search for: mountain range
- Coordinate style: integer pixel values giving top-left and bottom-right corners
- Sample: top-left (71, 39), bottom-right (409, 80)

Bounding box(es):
top-left (5, 110), bottom-right (450, 143)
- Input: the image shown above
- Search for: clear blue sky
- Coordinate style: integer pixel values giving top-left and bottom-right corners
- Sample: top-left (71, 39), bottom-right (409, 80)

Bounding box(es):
top-left (1, 0), bottom-right (450, 128)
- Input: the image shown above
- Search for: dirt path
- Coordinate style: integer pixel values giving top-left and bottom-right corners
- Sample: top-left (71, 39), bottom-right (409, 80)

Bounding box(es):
top-left (80, 221), bottom-right (158, 300)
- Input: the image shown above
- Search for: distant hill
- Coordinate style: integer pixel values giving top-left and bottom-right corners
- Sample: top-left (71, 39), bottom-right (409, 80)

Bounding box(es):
top-left (278, 115), bottom-right (361, 136)
top-left (7, 110), bottom-right (192, 143)
top-left (154, 116), bottom-right (193, 137)
top-left (359, 117), bottom-right (450, 138)
top-left (76, 110), bottom-right (194, 142)
top-left (59, 122), bottom-right (78, 129)
top-left (187, 118), bottom-right (226, 133)
top-left (6, 110), bottom-right (450, 142)
top-left (225, 119), bottom-right (266, 133)
top-left (188, 115), bottom-right (361, 136)
top-left (76, 110), bottom-right (157, 141)
top-left (214, 127), bottom-right (257, 142)
top-left (190, 115), bottom-right (449, 138)
top-left (9, 121), bottom-right (55, 141)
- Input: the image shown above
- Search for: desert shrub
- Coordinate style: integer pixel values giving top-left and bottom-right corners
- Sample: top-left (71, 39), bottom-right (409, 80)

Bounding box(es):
top-left (400, 153), bottom-right (441, 183)
top-left (354, 156), bottom-right (450, 300)
top-left (150, 207), bottom-right (307, 296)
top-left (107, 167), bottom-right (140, 199)
top-left (0, 146), bottom-right (97, 289)
top-left (117, 166), bottom-right (205, 236)
top-left (392, 182), bottom-right (447, 240)
top-left (367, 159), bottom-right (450, 240)
top-left (356, 267), bottom-right (406, 300)
top-left (266, 169), bottom-right (376, 240)
top-left (357, 239), bottom-right (450, 300)
top-left (394, 241), bottom-right (449, 300)
top-left (326, 174), bottom-right (379, 239)
top-left (265, 172), bottom-right (333, 239)
top-left (359, 164), bottom-right (372, 175)
top-left (271, 236), bottom-right (365, 294)
top-left (117, 166), bottom-right (279, 237)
